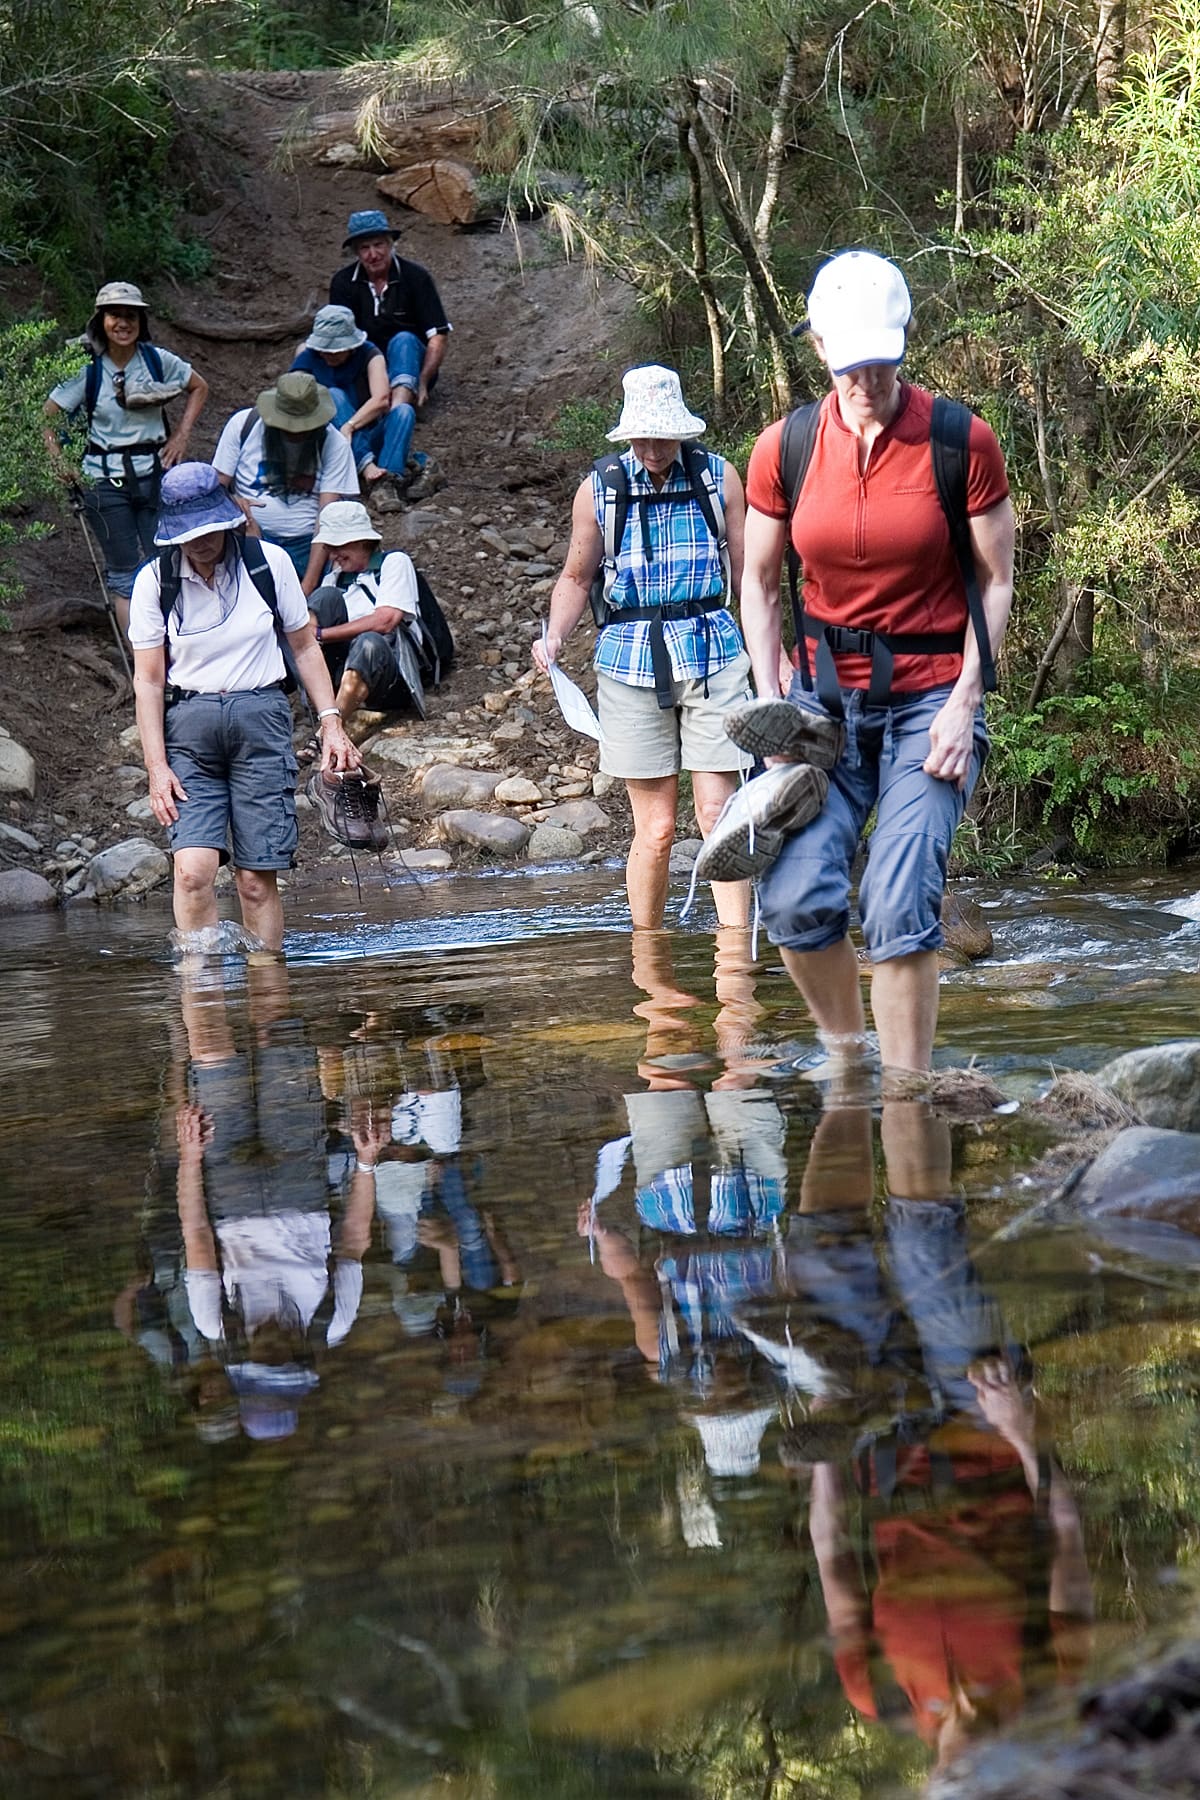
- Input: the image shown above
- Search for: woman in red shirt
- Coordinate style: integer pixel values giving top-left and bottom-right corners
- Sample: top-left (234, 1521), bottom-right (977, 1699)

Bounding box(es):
top-left (736, 250), bottom-right (1015, 1080)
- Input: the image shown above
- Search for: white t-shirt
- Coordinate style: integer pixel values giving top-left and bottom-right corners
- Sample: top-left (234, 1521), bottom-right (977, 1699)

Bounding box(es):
top-left (212, 410), bottom-right (358, 540)
top-left (129, 537), bottom-right (309, 692)
top-left (338, 550), bottom-right (420, 624)
top-left (50, 345), bottom-right (193, 481)
top-left (183, 1210), bottom-right (364, 1348)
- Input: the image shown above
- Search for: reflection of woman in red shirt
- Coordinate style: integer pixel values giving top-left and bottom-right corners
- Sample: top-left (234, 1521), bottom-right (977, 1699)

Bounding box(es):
top-left (738, 249), bottom-right (1016, 1082)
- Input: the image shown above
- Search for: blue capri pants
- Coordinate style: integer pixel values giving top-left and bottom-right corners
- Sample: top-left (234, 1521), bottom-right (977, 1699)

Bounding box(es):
top-left (757, 681), bottom-right (988, 963)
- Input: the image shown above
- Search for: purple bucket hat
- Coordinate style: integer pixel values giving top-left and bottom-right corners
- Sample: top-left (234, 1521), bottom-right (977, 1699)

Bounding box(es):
top-left (154, 462), bottom-right (245, 547)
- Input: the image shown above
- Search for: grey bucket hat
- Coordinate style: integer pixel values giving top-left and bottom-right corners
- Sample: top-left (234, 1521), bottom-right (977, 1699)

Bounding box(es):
top-left (306, 304), bottom-right (368, 355)
top-left (255, 370), bottom-right (336, 433)
top-left (85, 280), bottom-right (152, 356)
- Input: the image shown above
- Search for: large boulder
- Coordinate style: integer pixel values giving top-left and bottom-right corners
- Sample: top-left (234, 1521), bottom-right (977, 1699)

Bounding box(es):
top-left (420, 764), bottom-right (502, 809)
top-left (377, 159), bottom-right (480, 226)
top-left (0, 869), bottom-right (56, 913)
top-left (436, 810), bottom-right (530, 857)
top-left (540, 799), bottom-right (612, 836)
top-left (1067, 1126), bottom-right (1200, 1265)
top-left (374, 733), bottom-right (496, 772)
top-left (87, 838), bottom-right (170, 901)
top-left (942, 890), bottom-right (993, 960)
top-left (1097, 1041), bottom-right (1200, 1132)
top-left (0, 728), bottom-right (36, 799)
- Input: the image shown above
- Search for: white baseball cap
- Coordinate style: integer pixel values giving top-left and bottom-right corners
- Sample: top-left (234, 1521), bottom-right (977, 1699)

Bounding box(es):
top-left (805, 250), bottom-right (911, 375)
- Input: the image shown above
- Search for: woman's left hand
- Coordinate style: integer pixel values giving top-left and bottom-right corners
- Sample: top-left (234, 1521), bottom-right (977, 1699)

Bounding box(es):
top-left (924, 690), bottom-right (978, 790)
top-left (320, 716), bottom-right (362, 774)
top-left (160, 431), bottom-right (191, 470)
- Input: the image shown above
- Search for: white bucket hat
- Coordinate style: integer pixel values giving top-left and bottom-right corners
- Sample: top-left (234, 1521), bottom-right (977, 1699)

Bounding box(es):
top-left (606, 365), bottom-right (706, 442)
top-left (313, 500), bottom-right (382, 547)
top-left (805, 249), bottom-right (911, 375)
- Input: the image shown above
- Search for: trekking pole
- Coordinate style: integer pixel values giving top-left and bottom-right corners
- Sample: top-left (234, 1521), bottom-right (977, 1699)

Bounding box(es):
top-left (68, 486), bottom-right (133, 683)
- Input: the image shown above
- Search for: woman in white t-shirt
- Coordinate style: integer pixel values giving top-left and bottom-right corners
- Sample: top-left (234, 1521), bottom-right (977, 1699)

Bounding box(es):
top-left (129, 463), bottom-right (359, 952)
top-left (212, 370), bottom-right (358, 597)
top-left (43, 280), bottom-right (209, 636)
top-left (305, 499), bottom-right (427, 730)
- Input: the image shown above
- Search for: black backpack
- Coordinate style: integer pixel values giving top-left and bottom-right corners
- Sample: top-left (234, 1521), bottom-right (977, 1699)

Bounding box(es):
top-left (588, 441), bottom-right (730, 626)
top-left (779, 394), bottom-right (997, 706)
top-left (158, 535), bottom-right (297, 693)
top-left (414, 569), bottom-right (455, 687)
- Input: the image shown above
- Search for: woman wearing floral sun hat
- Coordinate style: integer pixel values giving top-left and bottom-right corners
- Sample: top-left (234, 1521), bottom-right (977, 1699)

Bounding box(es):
top-left (129, 462), bottom-right (360, 953)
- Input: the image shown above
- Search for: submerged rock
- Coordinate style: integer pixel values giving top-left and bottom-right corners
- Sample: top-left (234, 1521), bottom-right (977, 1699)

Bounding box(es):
top-left (942, 890), bottom-right (993, 960)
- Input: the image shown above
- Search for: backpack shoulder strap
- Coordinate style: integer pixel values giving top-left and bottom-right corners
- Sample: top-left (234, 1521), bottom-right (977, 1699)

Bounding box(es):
top-left (237, 534), bottom-right (280, 620)
top-left (139, 342), bottom-right (165, 382)
top-left (930, 395), bottom-right (996, 694)
top-left (681, 442), bottom-right (731, 594)
top-left (238, 409), bottom-right (258, 450)
top-left (158, 549), bottom-right (183, 676)
top-left (84, 354), bottom-right (103, 427)
top-left (779, 401), bottom-right (823, 662)
top-left (592, 451), bottom-right (629, 610)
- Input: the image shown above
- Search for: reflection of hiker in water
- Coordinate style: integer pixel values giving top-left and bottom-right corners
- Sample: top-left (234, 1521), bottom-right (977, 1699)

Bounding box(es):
top-left (167, 961), bottom-right (374, 1441)
top-left (584, 929), bottom-right (788, 1492)
top-left (772, 1100), bottom-right (1093, 1775)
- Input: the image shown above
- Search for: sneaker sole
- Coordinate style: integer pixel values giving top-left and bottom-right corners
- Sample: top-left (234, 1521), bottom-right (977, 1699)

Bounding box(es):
top-left (693, 764), bottom-right (828, 883)
top-left (723, 699), bottom-right (844, 770)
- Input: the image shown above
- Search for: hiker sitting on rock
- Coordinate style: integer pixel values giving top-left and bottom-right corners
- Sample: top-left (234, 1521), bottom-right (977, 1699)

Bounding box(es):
top-left (130, 463), bottom-right (359, 953)
top-left (306, 500), bottom-right (430, 737)
top-left (329, 209), bottom-right (451, 494)
top-left (290, 304), bottom-right (401, 493)
top-left (533, 365), bottom-right (752, 930)
top-left (212, 371), bottom-right (359, 595)
top-left (43, 280), bottom-right (209, 638)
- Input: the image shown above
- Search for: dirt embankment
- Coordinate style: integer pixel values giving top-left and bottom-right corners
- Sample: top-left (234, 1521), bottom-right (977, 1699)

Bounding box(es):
top-left (1, 70), bottom-right (646, 891)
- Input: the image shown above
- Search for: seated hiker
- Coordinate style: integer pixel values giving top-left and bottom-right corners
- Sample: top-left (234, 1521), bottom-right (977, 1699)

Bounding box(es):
top-left (329, 209), bottom-right (451, 490)
top-left (306, 500), bottom-right (430, 734)
top-left (43, 280), bottom-right (208, 637)
top-left (290, 304), bottom-right (401, 490)
top-left (212, 371), bottom-right (359, 595)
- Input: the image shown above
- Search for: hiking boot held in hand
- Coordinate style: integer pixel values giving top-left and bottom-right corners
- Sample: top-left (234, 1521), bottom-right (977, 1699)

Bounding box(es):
top-left (306, 766), bottom-right (388, 849)
top-left (693, 762), bottom-right (828, 884)
top-left (722, 697), bottom-right (845, 770)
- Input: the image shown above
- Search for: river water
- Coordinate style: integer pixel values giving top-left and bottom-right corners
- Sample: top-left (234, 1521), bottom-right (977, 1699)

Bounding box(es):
top-left (3, 865), bottom-right (1200, 1797)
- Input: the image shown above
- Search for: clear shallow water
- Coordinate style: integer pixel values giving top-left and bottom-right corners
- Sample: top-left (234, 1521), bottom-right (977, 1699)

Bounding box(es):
top-left (3, 872), bottom-right (1200, 1797)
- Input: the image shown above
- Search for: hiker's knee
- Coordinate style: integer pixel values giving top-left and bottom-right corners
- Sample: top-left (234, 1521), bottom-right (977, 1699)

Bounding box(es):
top-left (173, 849), bottom-right (221, 899)
top-left (308, 586), bottom-right (348, 630)
top-left (234, 866), bottom-right (276, 908)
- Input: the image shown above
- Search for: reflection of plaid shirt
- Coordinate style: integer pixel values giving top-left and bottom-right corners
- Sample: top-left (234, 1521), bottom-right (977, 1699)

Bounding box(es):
top-left (591, 448), bottom-right (745, 687)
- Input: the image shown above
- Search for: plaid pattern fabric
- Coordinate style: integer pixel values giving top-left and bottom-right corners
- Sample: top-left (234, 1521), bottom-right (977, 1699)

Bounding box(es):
top-left (591, 448), bottom-right (745, 687)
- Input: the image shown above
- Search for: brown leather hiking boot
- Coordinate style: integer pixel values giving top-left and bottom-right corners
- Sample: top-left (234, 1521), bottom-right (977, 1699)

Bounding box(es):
top-left (306, 766), bottom-right (388, 849)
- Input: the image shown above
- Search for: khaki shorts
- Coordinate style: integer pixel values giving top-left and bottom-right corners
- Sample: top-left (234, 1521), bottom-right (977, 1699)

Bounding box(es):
top-left (597, 653), bottom-right (753, 779)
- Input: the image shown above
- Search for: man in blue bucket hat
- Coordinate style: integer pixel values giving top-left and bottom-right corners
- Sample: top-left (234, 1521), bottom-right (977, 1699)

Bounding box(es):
top-left (329, 209), bottom-right (451, 492)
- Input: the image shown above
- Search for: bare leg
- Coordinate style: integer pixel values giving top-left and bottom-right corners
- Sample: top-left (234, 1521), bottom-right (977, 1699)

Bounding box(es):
top-left (172, 848), bottom-right (222, 935)
top-left (234, 867), bottom-right (285, 953)
top-left (799, 1105), bottom-right (874, 1213)
top-left (691, 768), bottom-right (750, 928)
top-left (880, 1097), bottom-right (952, 1199)
top-left (780, 938), bottom-right (866, 1042)
top-left (335, 667), bottom-right (370, 726)
top-left (870, 950), bottom-right (940, 1076)
top-left (624, 775), bottom-right (678, 929)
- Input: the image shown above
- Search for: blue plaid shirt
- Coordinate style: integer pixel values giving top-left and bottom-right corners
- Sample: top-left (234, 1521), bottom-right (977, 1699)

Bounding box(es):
top-left (591, 448), bottom-right (745, 687)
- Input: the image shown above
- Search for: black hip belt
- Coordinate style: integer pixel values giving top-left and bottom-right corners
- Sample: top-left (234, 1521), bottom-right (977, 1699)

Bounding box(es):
top-left (603, 595), bottom-right (727, 709)
top-left (166, 679), bottom-right (287, 707)
top-left (800, 610), bottom-right (965, 714)
top-left (86, 439), bottom-right (166, 458)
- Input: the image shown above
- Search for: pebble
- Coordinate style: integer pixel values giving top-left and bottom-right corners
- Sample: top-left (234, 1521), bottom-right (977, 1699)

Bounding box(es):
top-left (495, 776), bottom-right (542, 805)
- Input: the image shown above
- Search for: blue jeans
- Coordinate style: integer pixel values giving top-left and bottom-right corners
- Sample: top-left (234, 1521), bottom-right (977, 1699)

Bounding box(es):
top-left (757, 681), bottom-right (989, 961)
top-left (328, 388), bottom-right (414, 479)
top-left (84, 470), bottom-right (160, 596)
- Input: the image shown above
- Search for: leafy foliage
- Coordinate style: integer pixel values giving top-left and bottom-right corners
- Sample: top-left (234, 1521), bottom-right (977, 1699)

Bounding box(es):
top-left (0, 318), bottom-right (85, 622)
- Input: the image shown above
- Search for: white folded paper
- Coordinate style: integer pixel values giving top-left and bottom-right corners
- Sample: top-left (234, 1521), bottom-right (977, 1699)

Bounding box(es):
top-left (543, 624), bottom-right (601, 739)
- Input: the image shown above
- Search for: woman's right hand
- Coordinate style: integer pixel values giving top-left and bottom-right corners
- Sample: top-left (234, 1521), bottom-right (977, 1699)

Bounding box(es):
top-left (147, 760), bottom-right (188, 826)
top-left (532, 630), bottom-right (561, 674)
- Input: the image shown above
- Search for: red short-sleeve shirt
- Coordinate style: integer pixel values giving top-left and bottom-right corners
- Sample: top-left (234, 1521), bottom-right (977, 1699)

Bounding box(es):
top-left (745, 384), bottom-right (1009, 692)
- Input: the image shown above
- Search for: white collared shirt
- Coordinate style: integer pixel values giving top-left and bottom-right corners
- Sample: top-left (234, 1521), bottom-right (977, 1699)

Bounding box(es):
top-left (129, 538), bottom-right (309, 691)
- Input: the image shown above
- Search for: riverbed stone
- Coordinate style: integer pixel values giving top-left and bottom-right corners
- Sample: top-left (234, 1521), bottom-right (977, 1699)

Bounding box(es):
top-left (1073, 1126), bottom-right (1200, 1216)
top-left (0, 868), bottom-right (56, 912)
top-left (495, 775), bottom-right (543, 805)
top-left (942, 891), bottom-right (993, 960)
top-left (419, 764), bottom-right (502, 809)
top-left (670, 838), bottom-right (703, 875)
top-left (125, 796), bottom-right (158, 824)
top-left (0, 821), bottom-right (42, 853)
top-left (527, 824), bottom-right (584, 862)
top-left (0, 734), bottom-right (36, 799)
top-left (1097, 1041), bottom-right (1200, 1132)
top-left (540, 799), bottom-right (612, 836)
top-left (399, 847), bottom-right (453, 872)
top-left (373, 734), bottom-right (496, 772)
top-left (88, 837), bottom-right (170, 901)
top-left (436, 810), bottom-right (530, 857)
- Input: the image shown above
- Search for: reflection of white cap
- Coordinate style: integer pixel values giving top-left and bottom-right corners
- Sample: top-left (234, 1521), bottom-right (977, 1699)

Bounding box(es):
top-left (806, 250), bottom-right (911, 375)
top-left (391, 1088), bottom-right (462, 1155)
top-left (683, 1405), bottom-right (776, 1478)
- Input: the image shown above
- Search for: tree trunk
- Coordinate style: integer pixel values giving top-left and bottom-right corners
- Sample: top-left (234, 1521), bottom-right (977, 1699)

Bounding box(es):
top-left (1096, 0), bottom-right (1126, 111)
top-left (677, 118), bottom-right (727, 421)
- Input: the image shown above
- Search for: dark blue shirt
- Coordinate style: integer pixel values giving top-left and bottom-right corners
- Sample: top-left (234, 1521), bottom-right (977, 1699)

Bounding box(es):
top-left (290, 343), bottom-right (382, 408)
